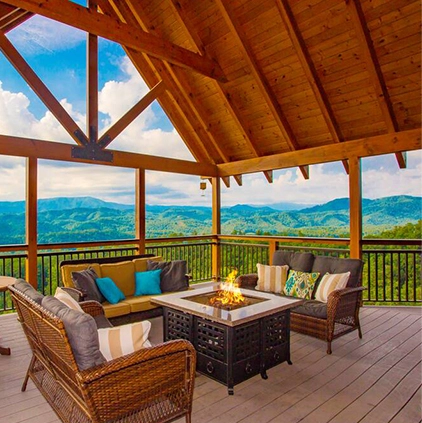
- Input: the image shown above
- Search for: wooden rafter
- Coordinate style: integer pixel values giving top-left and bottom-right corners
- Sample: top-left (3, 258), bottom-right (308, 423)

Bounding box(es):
top-left (346, 0), bottom-right (406, 169)
top-left (218, 129), bottom-right (421, 177)
top-left (169, 0), bottom-right (271, 184)
top-left (0, 134), bottom-right (218, 176)
top-left (0, 31), bottom-right (88, 146)
top-left (275, 0), bottom-right (349, 174)
top-left (98, 81), bottom-right (167, 148)
top-left (2, 0), bottom-right (226, 82)
top-left (87, 1), bottom-right (98, 144)
top-left (98, 0), bottom-right (215, 162)
top-left (0, 3), bottom-right (31, 32)
top-left (110, 0), bottom-right (235, 187)
top-left (215, 0), bottom-right (310, 180)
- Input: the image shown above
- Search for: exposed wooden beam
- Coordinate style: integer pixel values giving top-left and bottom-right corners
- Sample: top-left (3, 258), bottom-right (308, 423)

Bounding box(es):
top-left (275, 0), bottom-right (349, 174)
top-left (211, 176), bottom-right (221, 281)
top-left (349, 156), bottom-right (362, 259)
top-left (346, 0), bottom-right (406, 169)
top-left (97, 0), bottom-right (217, 169)
top-left (114, 0), bottom-right (233, 188)
top-left (2, 0), bottom-right (226, 82)
top-left (215, 0), bottom-right (310, 180)
top-left (135, 168), bottom-right (146, 254)
top-left (0, 134), bottom-right (218, 177)
top-left (25, 156), bottom-right (37, 288)
top-left (0, 31), bottom-right (88, 146)
top-left (218, 129), bottom-right (421, 176)
top-left (0, 3), bottom-right (31, 32)
top-left (168, 0), bottom-right (272, 184)
top-left (98, 80), bottom-right (166, 148)
top-left (87, 20), bottom-right (98, 143)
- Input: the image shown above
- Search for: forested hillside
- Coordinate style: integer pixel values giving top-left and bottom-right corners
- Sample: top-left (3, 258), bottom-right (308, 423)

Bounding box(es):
top-left (0, 195), bottom-right (420, 245)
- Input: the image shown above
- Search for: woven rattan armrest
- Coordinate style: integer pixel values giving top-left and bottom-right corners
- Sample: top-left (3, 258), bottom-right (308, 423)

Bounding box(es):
top-left (79, 300), bottom-right (105, 317)
top-left (327, 286), bottom-right (366, 321)
top-left (77, 339), bottom-right (196, 422)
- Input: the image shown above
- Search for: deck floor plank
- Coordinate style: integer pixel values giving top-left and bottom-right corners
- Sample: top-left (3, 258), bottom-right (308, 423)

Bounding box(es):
top-left (0, 307), bottom-right (420, 423)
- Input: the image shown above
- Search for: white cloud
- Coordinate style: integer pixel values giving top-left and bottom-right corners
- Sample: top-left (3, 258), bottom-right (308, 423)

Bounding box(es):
top-left (8, 16), bottom-right (86, 56)
top-left (0, 54), bottom-right (420, 206)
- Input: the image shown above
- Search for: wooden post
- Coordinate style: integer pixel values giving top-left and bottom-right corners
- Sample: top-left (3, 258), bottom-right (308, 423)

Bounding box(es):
top-left (212, 177), bottom-right (221, 281)
top-left (135, 169), bottom-right (146, 254)
top-left (349, 156), bottom-right (362, 259)
top-left (268, 240), bottom-right (278, 265)
top-left (26, 157), bottom-right (38, 288)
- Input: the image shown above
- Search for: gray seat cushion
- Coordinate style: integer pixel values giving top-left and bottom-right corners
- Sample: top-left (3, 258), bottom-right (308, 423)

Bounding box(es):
top-left (94, 314), bottom-right (113, 329)
top-left (41, 296), bottom-right (106, 370)
top-left (292, 300), bottom-right (327, 319)
top-left (147, 260), bottom-right (188, 292)
top-left (13, 279), bottom-right (44, 304)
top-left (311, 256), bottom-right (363, 288)
top-left (272, 251), bottom-right (315, 272)
top-left (71, 267), bottom-right (105, 303)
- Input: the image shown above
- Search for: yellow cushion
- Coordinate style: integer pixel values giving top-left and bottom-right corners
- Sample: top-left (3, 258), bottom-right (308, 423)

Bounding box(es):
top-left (100, 261), bottom-right (135, 297)
top-left (61, 263), bottom-right (101, 288)
top-left (132, 256), bottom-right (162, 273)
top-left (122, 296), bottom-right (158, 313)
top-left (102, 301), bottom-right (131, 318)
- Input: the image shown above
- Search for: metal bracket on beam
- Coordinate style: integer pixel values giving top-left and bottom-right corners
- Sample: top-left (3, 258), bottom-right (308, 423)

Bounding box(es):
top-left (71, 143), bottom-right (113, 162)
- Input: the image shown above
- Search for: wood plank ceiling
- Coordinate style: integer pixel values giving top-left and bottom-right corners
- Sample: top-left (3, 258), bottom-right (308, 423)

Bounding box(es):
top-left (0, 0), bottom-right (420, 183)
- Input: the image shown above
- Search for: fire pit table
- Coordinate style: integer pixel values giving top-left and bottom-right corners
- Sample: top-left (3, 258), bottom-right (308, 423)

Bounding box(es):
top-left (151, 284), bottom-right (303, 394)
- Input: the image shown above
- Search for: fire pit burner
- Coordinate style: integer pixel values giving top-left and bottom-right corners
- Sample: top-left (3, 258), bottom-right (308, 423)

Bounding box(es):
top-left (184, 291), bottom-right (269, 311)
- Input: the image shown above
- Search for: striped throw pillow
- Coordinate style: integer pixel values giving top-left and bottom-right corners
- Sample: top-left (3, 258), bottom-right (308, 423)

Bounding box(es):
top-left (314, 272), bottom-right (351, 303)
top-left (54, 287), bottom-right (83, 312)
top-left (256, 263), bottom-right (289, 294)
top-left (98, 321), bottom-right (152, 361)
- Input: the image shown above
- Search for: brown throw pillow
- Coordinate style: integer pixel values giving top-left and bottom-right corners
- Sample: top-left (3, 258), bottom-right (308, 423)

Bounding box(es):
top-left (71, 267), bottom-right (105, 303)
top-left (146, 260), bottom-right (188, 292)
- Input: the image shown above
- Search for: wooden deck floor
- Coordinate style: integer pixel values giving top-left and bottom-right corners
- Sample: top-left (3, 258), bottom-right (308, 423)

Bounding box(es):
top-left (0, 306), bottom-right (421, 423)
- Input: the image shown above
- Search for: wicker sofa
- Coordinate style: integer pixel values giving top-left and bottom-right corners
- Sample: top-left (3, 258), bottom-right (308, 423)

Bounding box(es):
top-left (9, 279), bottom-right (196, 423)
top-left (60, 254), bottom-right (190, 325)
top-left (237, 250), bottom-right (365, 354)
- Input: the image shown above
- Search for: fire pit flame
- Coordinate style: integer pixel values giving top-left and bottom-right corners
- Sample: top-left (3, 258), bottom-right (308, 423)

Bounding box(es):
top-left (209, 270), bottom-right (249, 310)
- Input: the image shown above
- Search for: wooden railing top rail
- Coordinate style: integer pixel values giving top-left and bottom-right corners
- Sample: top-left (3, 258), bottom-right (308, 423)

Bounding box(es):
top-left (218, 234), bottom-right (350, 245)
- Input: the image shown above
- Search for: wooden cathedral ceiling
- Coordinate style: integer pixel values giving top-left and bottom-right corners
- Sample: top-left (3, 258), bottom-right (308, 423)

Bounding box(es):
top-left (0, 0), bottom-right (420, 184)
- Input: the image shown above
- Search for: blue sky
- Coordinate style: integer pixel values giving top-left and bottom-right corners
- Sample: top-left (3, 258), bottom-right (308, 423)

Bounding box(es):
top-left (0, 16), bottom-right (421, 207)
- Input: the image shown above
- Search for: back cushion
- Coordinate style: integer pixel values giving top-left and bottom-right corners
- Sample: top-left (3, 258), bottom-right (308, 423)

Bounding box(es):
top-left (41, 296), bottom-right (106, 370)
top-left (272, 251), bottom-right (314, 272)
top-left (311, 256), bottom-right (363, 288)
top-left (133, 256), bottom-right (162, 273)
top-left (13, 279), bottom-right (44, 304)
top-left (100, 261), bottom-right (135, 297)
top-left (61, 263), bottom-right (101, 288)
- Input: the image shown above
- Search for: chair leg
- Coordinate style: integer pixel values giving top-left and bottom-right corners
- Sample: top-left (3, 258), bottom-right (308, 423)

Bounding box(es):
top-left (22, 355), bottom-right (35, 392)
top-left (326, 341), bottom-right (332, 355)
top-left (186, 413), bottom-right (192, 423)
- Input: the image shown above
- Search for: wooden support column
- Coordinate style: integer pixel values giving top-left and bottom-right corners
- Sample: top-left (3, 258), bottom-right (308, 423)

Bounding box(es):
top-left (26, 157), bottom-right (38, 288)
top-left (349, 156), bottom-right (362, 259)
top-left (135, 169), bottom-right (146, 254)
top-left (212, 177), bottom-right (221, 281)
top-left (268, 240), bottom-right (278, 265)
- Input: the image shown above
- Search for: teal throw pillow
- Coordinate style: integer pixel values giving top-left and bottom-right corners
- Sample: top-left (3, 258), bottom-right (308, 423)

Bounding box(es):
top-left (135, 269), bottom-right (162, 296)
top-left (95, 277), bottom-right (125, 304)
top-left (283, 270), bottom-right (320, 299)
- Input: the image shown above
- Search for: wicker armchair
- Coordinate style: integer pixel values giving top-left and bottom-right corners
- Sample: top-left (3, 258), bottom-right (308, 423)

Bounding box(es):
top-left (9, 283), bottom-right (196, 423)
top-left (237, 251), bottom-right (365, 354)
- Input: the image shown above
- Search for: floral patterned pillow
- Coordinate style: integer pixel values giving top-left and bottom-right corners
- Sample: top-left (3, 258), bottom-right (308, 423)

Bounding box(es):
top-left (283, 270), bottom-right (320, 299)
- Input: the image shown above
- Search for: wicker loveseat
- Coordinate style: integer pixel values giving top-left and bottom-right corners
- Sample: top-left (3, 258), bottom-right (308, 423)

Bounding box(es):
top-left (9, 280), bottom-right (196, 423)
top-left (237, 250), bottom-right (365, 354)
top-left (60, 254), bottom-right (190, 325)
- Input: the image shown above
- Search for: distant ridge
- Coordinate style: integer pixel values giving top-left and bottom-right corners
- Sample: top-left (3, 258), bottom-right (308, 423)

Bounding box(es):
top-left (0, 195), bottom-right (420, 245)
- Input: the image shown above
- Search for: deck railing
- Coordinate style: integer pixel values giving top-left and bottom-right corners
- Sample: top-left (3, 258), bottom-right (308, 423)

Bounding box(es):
top-left (0, 236), bottom-right (420, 312)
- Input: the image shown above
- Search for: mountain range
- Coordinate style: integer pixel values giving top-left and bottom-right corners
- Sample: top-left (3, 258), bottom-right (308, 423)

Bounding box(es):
top-left (0, 195), bottom-right (420, 245)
